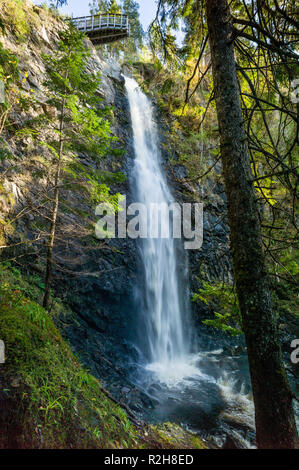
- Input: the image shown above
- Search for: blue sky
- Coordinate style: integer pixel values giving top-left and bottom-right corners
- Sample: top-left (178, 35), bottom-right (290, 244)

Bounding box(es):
top-left (33, 1), bottom-right (158, 31)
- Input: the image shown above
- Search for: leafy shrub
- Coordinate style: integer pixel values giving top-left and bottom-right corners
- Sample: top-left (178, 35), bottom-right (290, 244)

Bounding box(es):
top-left (193, 280), bottom-right (243, 336)
top-left (0, 262), bottom-right (139, 448)
top-left (1, 0), bottom-right (30, 40)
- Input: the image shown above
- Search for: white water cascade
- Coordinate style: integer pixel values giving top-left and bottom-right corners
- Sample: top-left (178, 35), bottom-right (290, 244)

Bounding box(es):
top-left (124, 76), bottom-right (197, 384)
top-left (123, 77), bottom-right (260, 448)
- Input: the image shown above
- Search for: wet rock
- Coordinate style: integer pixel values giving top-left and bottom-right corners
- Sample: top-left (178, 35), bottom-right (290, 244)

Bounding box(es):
top-left (173, 164), bottom-right (187, 180)
top-left (222, 435), bottom-right (239, 449)
top-left (130, 403), bottom-right (143, 413)
top-left (215, 224), bottom-right (225, 235)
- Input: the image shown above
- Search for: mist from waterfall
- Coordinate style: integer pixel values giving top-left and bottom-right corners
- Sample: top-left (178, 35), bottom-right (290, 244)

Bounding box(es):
top-left (123, 76), bottom-right (261, 448)
top-left (124, 76), bottom-right (195, 383)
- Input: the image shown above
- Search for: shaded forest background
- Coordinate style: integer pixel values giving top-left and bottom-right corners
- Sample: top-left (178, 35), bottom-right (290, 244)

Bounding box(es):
top-left (0, 0), bottom-right (297, 449)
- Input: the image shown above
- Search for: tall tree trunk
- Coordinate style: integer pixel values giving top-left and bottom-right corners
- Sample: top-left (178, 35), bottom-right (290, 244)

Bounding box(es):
top-left (206, 0), bottom-right (297, 448)
top-left (42, 98), bottom-right (66, 310)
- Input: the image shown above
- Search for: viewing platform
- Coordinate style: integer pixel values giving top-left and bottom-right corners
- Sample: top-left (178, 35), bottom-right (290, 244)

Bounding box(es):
top-left (69, 14), bottom-right (130, 45)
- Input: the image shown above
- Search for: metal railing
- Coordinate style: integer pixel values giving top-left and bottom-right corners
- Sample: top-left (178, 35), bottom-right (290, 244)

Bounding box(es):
top-left (69, 14), bottom-right (129, 34)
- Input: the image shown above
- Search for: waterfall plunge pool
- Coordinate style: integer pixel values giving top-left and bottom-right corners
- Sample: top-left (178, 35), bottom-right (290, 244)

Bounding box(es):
top-left (123, 75), bottom-right (255, 448)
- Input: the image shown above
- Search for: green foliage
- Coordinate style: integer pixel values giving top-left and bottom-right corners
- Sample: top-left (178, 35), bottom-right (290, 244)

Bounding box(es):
top-left (108, 0), bottom-right (122, 14)
top-left (0, 42), bottom-right (20, 131)
top-left (89, 0), bottom-right (109, 15)
top-left (123, 0), bottom-right (144, 55)
top-left (42, 27), bottom-right (101, 104)
top-left (65, 94), bottom-right (112, 157)
top-left (0, 263), bottom-right (207, 449)
top-left (193, 281), bottom-right (243, 336)
top-left (89, 0), bottom-right (122, 15)
top-left (89, 0), bottom-right (144, 60)
top-left (147, 0), bottom-right (298, 302)
top-left (0, 262), bottom-right (52, 305)
top-left (150, 423), bottom-right (207, 449)
top-left (161, 78), bottom-right (175, 95)
top-left (0, 42), bottom-right (19, 90)
top-left (53, 1), bottom-right (68, 7)
top-left (17, 24), bottom-right (125, 218)
top-left (0, 139), bottom-right (14, 161)
top-left (0, 41), bottom-right (39, 136)
top-left (132, 60), bottom-right (217, 182)
top-left (0, 263), bottom-right (139, 448)
top-left (39, 25), bottom-right (120, 197)
top-left (149, 23), bottom-right (179, 69)
top-left (63, 160), bottom-right (125, 208)
top-left (202, 313), bottom-right (242, 337)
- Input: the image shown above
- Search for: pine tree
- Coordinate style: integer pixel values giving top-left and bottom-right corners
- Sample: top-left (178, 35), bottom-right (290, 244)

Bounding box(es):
top-left (150, 0), bottom-right (298, 448)
top-left (122, 0), bottom-right (144, 55)
top-left (108, 0), bottom-right (121, 14)
top-left (206, 0), bottom-right (297, 448)
top-left (40, 26), bottom-right (115, 309)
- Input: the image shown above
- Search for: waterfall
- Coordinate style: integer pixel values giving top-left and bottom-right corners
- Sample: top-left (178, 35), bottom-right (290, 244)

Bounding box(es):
top-left (123, 78), bottom-right (260, 446)
top-left (124, 76), bottom-right (193, 383)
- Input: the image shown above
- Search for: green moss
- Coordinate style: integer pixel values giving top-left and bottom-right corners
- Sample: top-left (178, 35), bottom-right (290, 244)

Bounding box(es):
top-left (0, 264), bottom-right (208, 449)
top-left (2, 0), bottom-right (30, 40)
top-left (0, 263), bottom-right (139, 448)
top-left (149, 423), bottom-right (207, 449)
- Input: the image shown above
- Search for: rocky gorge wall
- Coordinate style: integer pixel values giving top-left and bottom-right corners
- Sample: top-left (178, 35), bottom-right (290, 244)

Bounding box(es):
top-left (0, 2), bottom-right (234, 413)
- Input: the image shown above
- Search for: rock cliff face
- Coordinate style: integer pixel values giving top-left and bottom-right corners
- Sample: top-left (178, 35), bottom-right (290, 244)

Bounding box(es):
top-left (0, 3), bottom-right (232, 409)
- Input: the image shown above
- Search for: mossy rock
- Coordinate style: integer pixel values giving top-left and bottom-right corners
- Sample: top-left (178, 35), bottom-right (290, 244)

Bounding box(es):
top-left (148, 423), bottom-right (207, 449)
top-left (0, 264), bottom-right (208, 449)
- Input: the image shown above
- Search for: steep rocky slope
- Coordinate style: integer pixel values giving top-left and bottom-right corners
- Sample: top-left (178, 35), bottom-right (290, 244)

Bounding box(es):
top-left (0, 2), bottom-right (138, 385)
top-left (0, 0), bottom-right (238, 434)
top-left (0, 261), bottom-right (207, 448)
top-left (0, 5), bottom-right (209, 448)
